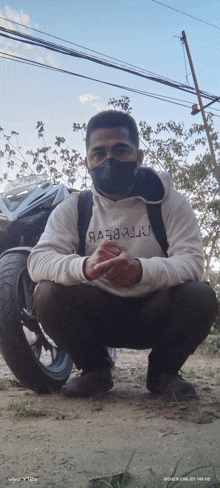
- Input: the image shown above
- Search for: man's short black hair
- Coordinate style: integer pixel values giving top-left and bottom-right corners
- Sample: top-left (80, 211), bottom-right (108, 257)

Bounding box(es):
top-left (86, 110), bottom-right (139, 150)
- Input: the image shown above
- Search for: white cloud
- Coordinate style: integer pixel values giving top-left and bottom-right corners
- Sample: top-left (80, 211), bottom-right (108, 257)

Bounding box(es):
top-left (45, 52), bottom-right (59, 68)
top-left (35, 52), bottom-right (59, 68)
top-left (79, 94), bottom-right (108, 112)
top-left (0, 6), bottom-right (59, 68)
top-left (0, 45), bottom-right (18, 57)
top-left (0, 6), bottom-right (30, 60)
top-left (0, 6), bottom-right (31, 30)
top-left (0, 6), bottom-right (31, 58)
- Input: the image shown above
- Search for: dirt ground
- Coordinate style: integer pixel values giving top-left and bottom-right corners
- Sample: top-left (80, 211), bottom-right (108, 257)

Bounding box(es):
top-left (0, 338), bottom-right (220, 488)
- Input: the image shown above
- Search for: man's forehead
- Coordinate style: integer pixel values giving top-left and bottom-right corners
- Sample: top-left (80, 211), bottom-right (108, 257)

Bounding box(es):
top-left (88, 127), bottom-right (132, 149)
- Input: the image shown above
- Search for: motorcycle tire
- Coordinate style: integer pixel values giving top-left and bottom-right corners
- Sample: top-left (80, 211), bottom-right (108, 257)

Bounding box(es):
top-left (0, 252), bottom-right (73, 393)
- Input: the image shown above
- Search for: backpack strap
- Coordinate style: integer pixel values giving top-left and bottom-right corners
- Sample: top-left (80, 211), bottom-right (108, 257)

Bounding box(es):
top-left (77, 190), bottom-right (93, 256)
top-left (146, 203), bottom-right (168, 257)
top-left (77, 191), bottom-right (169, 258)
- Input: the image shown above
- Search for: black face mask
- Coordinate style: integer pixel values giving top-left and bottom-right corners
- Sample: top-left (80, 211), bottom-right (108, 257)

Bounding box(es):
top-left (89, 157), bottom-right (138, 196)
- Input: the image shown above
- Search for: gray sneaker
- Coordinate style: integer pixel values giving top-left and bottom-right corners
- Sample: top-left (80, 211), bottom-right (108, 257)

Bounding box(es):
top-left (147, 372), bottom-right (198, 400)
top-left (64, 368), bottom-right (113, 398)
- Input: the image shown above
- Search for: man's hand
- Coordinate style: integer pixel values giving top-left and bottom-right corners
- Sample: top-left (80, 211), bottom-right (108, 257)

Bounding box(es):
top-left (94, 248), bottom-right (142, 287)
top-left (83, 240), bottom-right (124, 281)
top-left (83, 240), bottom-right (142, 287)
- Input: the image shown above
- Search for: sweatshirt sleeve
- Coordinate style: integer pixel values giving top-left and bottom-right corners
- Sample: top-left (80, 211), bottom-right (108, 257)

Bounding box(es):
top-left (27, 193), bottom-right (87, 285)
top-left (138, 190), bottom-right (205, 291)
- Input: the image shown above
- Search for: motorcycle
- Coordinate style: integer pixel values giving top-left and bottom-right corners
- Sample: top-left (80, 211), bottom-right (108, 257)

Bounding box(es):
top-left (0, 174), bottom-right (74, 393)
top-left (0, 174), bottom-right (116, 393)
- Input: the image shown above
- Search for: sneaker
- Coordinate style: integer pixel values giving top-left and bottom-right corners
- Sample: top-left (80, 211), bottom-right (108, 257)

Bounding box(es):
top-left (64, 368), bottom-right (113, 398)
top-left (146, 372), bottom-right (198, 400)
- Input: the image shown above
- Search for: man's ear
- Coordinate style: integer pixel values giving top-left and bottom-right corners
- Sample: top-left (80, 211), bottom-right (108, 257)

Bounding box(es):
top-left (137, 149), bottom-right (144, 167)
top-left (134, 150), bottom-right (144, 176)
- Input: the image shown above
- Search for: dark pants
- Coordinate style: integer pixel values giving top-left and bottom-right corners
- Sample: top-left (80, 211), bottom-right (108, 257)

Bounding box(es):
top-left (32, 280), bottom-right (218, 375)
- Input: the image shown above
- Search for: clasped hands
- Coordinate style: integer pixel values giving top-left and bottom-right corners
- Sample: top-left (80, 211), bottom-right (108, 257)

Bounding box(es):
top-left (83, 240), bottom-right (142, 287)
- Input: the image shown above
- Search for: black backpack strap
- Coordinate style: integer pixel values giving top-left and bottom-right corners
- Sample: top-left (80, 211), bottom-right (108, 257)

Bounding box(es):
top-left (77, 190), bottom-right (93, 256)
top-left (147, 203), bottom-right (168, 257)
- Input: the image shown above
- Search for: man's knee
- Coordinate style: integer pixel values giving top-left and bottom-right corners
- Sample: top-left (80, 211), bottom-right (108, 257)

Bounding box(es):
top-left (173, 281), bottom-right (218, 321)
top-left (167, 280), bottom-right (219, 346)
top-left (31, 280), bottom-right (65, 317)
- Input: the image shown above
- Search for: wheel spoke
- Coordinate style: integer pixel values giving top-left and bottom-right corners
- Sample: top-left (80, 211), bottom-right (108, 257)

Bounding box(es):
top-left (46, 341), bottom-right (57, 356)
top-left (51, 347), bottom-right (57, 362)
top-left (20, 272), bottom-right (32, 314)
top-left (29, 331), bottom-right (58, 364)
top-left (30, 335), bottom-right (44, 348)
top-left (20, 310), bottom-right (36, 321)
top-left (20, 310), bottom-right (39, 327)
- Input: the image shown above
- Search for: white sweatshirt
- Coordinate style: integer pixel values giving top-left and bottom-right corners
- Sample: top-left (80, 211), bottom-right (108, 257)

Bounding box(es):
top-left (27, 168), bottom-right (204, 297)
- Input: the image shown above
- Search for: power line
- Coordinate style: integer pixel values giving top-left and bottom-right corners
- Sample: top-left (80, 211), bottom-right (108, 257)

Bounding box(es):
top-left (0, 52), bottom-right (191, 108)
top-left (1, 13), bottom-right (162, 74)
top-left (1, 16), bottom-right (220, 117)
top-left (2, 51), bottom-right (220, 118)
top-left (151, 0), bottom-right (220, 30)
top-left (182, 43), bottom-right (190, 86)
top-left (1, 8), bottom-right (220, 107)
top-left (0, 24), bottom-right (219, 104)
top-left (0, 13), bottom-right (195, 85)
top-left (0, 25), bottom-right (191, 87)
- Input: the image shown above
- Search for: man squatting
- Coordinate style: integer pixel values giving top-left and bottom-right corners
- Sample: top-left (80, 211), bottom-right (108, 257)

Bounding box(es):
top-left (27, 110), bottom-right (218, 400)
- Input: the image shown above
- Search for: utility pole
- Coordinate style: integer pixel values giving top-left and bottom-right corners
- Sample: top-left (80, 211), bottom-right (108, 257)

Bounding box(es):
top-left (181, 31), bottom-right (220, 192)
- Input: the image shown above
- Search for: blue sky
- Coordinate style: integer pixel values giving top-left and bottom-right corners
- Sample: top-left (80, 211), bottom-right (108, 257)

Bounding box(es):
top-left (0, 0), bottom-right (220, 186)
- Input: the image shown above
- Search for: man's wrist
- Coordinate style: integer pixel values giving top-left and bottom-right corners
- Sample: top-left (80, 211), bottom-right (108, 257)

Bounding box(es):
top-left (83, 257), bottom-right (91, 280)
top-left (134, 258), bottom-right (143, 284)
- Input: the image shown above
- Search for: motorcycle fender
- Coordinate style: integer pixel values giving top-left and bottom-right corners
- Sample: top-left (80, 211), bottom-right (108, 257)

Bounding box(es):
top-left (0, 246), bottom-right (32, 259)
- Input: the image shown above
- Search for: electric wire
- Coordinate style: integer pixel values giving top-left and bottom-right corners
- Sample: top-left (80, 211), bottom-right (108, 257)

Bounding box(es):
top-left (1, 6), bottom-right (220, 105)
top-left (182, 43), bottom-right (190, 86)
top-left (0, 52), bottom-right (192, 108)
top-left (0, 17), bottom-right (190, 84)
top-left (1, 17), bottom-right (220, 116)
top-left (2, 51), bottom-right (220, 118)
top-left (0, 24), bottom-right (219, 104)
top-left (0, 25), bottom-right (193, 88)
top-left (151, 0), bottom-right (220, 31)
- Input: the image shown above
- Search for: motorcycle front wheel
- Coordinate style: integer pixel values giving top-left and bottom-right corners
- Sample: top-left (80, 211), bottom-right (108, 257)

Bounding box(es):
top-left (0, 252), bottom-right (73, 393)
